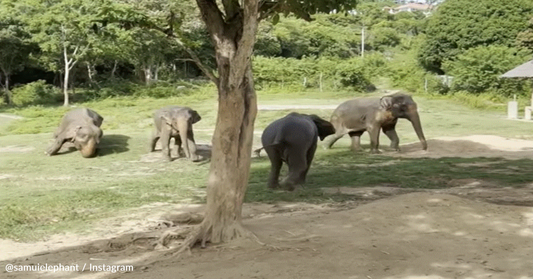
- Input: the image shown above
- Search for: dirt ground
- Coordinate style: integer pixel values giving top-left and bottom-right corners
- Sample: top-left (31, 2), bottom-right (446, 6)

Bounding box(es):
top-left (2, 135), bottom-right (533, 279)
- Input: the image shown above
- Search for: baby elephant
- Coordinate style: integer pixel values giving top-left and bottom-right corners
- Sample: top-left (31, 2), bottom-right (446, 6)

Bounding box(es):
top-left (150, 106), bottom-right (201, 162)
top-left (46, 108), bottom-right (104, 158)
top-left (257, 112), bottom-right (335, 191)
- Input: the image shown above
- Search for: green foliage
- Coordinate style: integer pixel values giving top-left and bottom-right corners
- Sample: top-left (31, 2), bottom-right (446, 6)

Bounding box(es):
top-left (442, 45), bottom-right (531, 95)
top-left (252, 55), bottom-right (384, 92)
top-left (335, 60), bottom-right (374, 91)
top-left (517, 18), bottom-right (533, 51)
top-left (11, 80), bottom-right (61, 106)
top-left (419, 0), bottom-right (533, 73)
top-left (389, 49), bottom-right (427, 93)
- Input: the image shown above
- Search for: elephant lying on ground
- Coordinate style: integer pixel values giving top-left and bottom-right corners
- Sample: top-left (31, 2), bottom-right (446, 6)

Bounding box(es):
top-left (323, 93), bottom-right (427, 153)
top-left (256, 112), bottom-right (335, 191)
top-left (150, 106), bottom-right (202, 162)
top-left (46, 108), bottom-right (104, 158)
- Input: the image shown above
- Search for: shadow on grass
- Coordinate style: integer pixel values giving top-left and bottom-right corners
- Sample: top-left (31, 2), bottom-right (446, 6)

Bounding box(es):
top-left (246, 141), bottom-right (533, 204)
top-left (98, 134), bottom-right (130, 156)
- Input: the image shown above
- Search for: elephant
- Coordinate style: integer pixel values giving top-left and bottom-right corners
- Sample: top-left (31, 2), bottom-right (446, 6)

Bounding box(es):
top-left (323, 93), bottom-right (427, 153)
top-left (150, 106), bottom-right (202, 162)
top-left (256, 112), bottom-right (336, 191)
top-left (45, 108), bottom-right (104, 158)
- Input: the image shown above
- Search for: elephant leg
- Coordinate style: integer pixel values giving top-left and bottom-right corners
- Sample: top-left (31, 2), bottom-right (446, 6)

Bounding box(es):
top-left (282, 151), bottom-right (308, 191)
top-left (302, 144), bottom-right (317, 184)
top-left (177, 121), bottom-right (199, 161)
top-left (264, 147), bottom-right (282, 189)
top-left (368, 125), bottom-right (382, 154)
top-left (160, 128), bottom-right (172, 161)
top-left (46, 136), bottom-right (67, 156)
top-left (186, 129), bottom-right (199, 161)
top-left (149, 130), bottom-right (160, 152)
top-left (172, 135), bottom-right (182, 158)
top-left (348, 131), bottom-right (364, 152)
top-left (323, 132), bottom-right (344, 149)
top-left (382, 125), bottom-right (400, 151)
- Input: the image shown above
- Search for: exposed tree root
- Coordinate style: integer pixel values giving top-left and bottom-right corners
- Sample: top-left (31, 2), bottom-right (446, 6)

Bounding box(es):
top-left (155, 220), bottom-right (284, 256)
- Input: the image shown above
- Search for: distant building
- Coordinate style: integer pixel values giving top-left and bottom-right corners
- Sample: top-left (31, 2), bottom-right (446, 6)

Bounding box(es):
top-left (391, 3), bottom-right (432, 13)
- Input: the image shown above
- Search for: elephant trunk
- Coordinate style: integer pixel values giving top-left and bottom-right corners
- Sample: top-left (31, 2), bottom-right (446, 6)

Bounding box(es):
top-left (79, 138), bottom-right (97, 158)
top-left (407, 110), bottom-right (427, 150)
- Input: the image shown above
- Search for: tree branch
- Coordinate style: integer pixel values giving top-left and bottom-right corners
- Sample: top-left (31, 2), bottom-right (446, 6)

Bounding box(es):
top-left (174, 37), bottom-right (219, 85)
top-left (196, 0), bottom-right (225, 41)
top-left (258, 0), bottom-right (281, 21)
top-left (230, 0), bottom-right (259, 85)
top-left (222, 0), bottom-right (241, 20)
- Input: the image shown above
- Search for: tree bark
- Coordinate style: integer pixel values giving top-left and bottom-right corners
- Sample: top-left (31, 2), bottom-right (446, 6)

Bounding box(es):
top-left (5, 74), bottom-right (12, 105)
top-left (111, 60), bottom-right (118, 78)
top-left (199, 64), bottom-right (257, 244)
top-left (63, 60), bottom-right (70, 107)
top-left (1, 69), bottom-right (12, 105)
top-left (179, 0), bottom-right (259, 248)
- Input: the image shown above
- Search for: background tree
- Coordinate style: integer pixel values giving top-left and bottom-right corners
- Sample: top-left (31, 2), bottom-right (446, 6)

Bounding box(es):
top-left (442, 45), bottom-right (531, 95)
top-left (0, 12), bottom-right (34, 105)
top-left (418, 0), bottom-right (533, 74)
top-left (17, 0), bottom-right (99, 106)
top-left (517, 18), bottom-right (533, 52)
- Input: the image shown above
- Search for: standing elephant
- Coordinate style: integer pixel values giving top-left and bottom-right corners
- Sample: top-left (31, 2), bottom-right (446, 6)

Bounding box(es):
top-left (150, 106), bottom-right (201, 162)
top-left (323, 93), bottom-right (427, 153)
top-left (257, 112), bottom-right (335, 190)
top-left (46, 108), bottom-right (104, 158)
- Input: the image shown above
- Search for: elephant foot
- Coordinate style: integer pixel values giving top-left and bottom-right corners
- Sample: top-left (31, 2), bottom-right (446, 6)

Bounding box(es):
top-left (280, 179), bottom-right (301, 192)
top-left (370, 149), bottom-right (382, 154)
top-left (190, 156), bottom-right (201, 162)
top-left (267, 182), bottom-right (280, 190)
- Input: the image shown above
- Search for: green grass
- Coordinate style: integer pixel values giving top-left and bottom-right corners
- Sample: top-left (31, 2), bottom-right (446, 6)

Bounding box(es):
top-left (1, 88), bottom-right (533, 240)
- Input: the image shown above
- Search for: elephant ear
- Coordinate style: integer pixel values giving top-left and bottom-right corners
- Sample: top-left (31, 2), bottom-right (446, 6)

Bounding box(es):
top-left (380, 95), bottom-right (394, 110)
top-left (190, 110), bottom-right (202, 124)
top-left (309, 115), bottom-right (336, 141)
top-left (70, 125), bottom-right (83, 142)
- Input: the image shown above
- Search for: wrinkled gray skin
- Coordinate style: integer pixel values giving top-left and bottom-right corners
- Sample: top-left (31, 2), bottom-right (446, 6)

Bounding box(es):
top-left (46, 108), bottom-right (104, 158)
top-left (323, 93), bottom-right (427, 153)
top-left (258, 112), bottom-right (336, 191)
top-left (150, 106), bottom-right (201, 162)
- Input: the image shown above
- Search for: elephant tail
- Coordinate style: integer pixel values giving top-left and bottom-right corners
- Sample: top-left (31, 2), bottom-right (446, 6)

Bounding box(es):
top-left (253, 147), bottom-right (264, 157)
top-left (253, 142), bottom-right (284, 158)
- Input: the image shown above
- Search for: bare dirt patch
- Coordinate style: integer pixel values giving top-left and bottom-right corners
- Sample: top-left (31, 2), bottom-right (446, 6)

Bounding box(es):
top-left (2, 193), bottom-right (533, 279)
top-left (395, 135), bottom-right (533, 159)
top-left (0, 145), bottom-right (35, 153)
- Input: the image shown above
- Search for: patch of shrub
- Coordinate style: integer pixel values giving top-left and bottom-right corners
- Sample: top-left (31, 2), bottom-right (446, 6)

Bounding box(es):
top-left (442, 45), bottom-right (532, 96)
top-left (252, 55), bottom-right (379, 92)
top-left (11, 80), bottom-right (61, 106)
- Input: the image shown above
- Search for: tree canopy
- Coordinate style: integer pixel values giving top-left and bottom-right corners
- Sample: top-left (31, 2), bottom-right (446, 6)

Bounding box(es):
top-left (418, 0), bottom-right (533, 74)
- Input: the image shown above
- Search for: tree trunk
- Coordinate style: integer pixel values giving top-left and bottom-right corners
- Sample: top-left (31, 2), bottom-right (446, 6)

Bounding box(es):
top-left (144, 66), bottom-right (152, 85)
top-left (176, 0), bottom-right (259, 249)
top-left (4, 74), bottom-right (12, 105)
top-left (199, 64), bottom-right (257, 244)
top-left (87, 62), bottom-right (94, 83)
top-left (63, 63), bottom-right (70, 107)
top-left (111, 60), bottom-right (118, 78)
top-left (1, 68), bottom-right (12, 105)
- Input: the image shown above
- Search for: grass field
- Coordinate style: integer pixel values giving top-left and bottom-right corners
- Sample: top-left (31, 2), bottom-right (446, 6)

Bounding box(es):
top-left (1, 88), bottom-right (533, 241)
